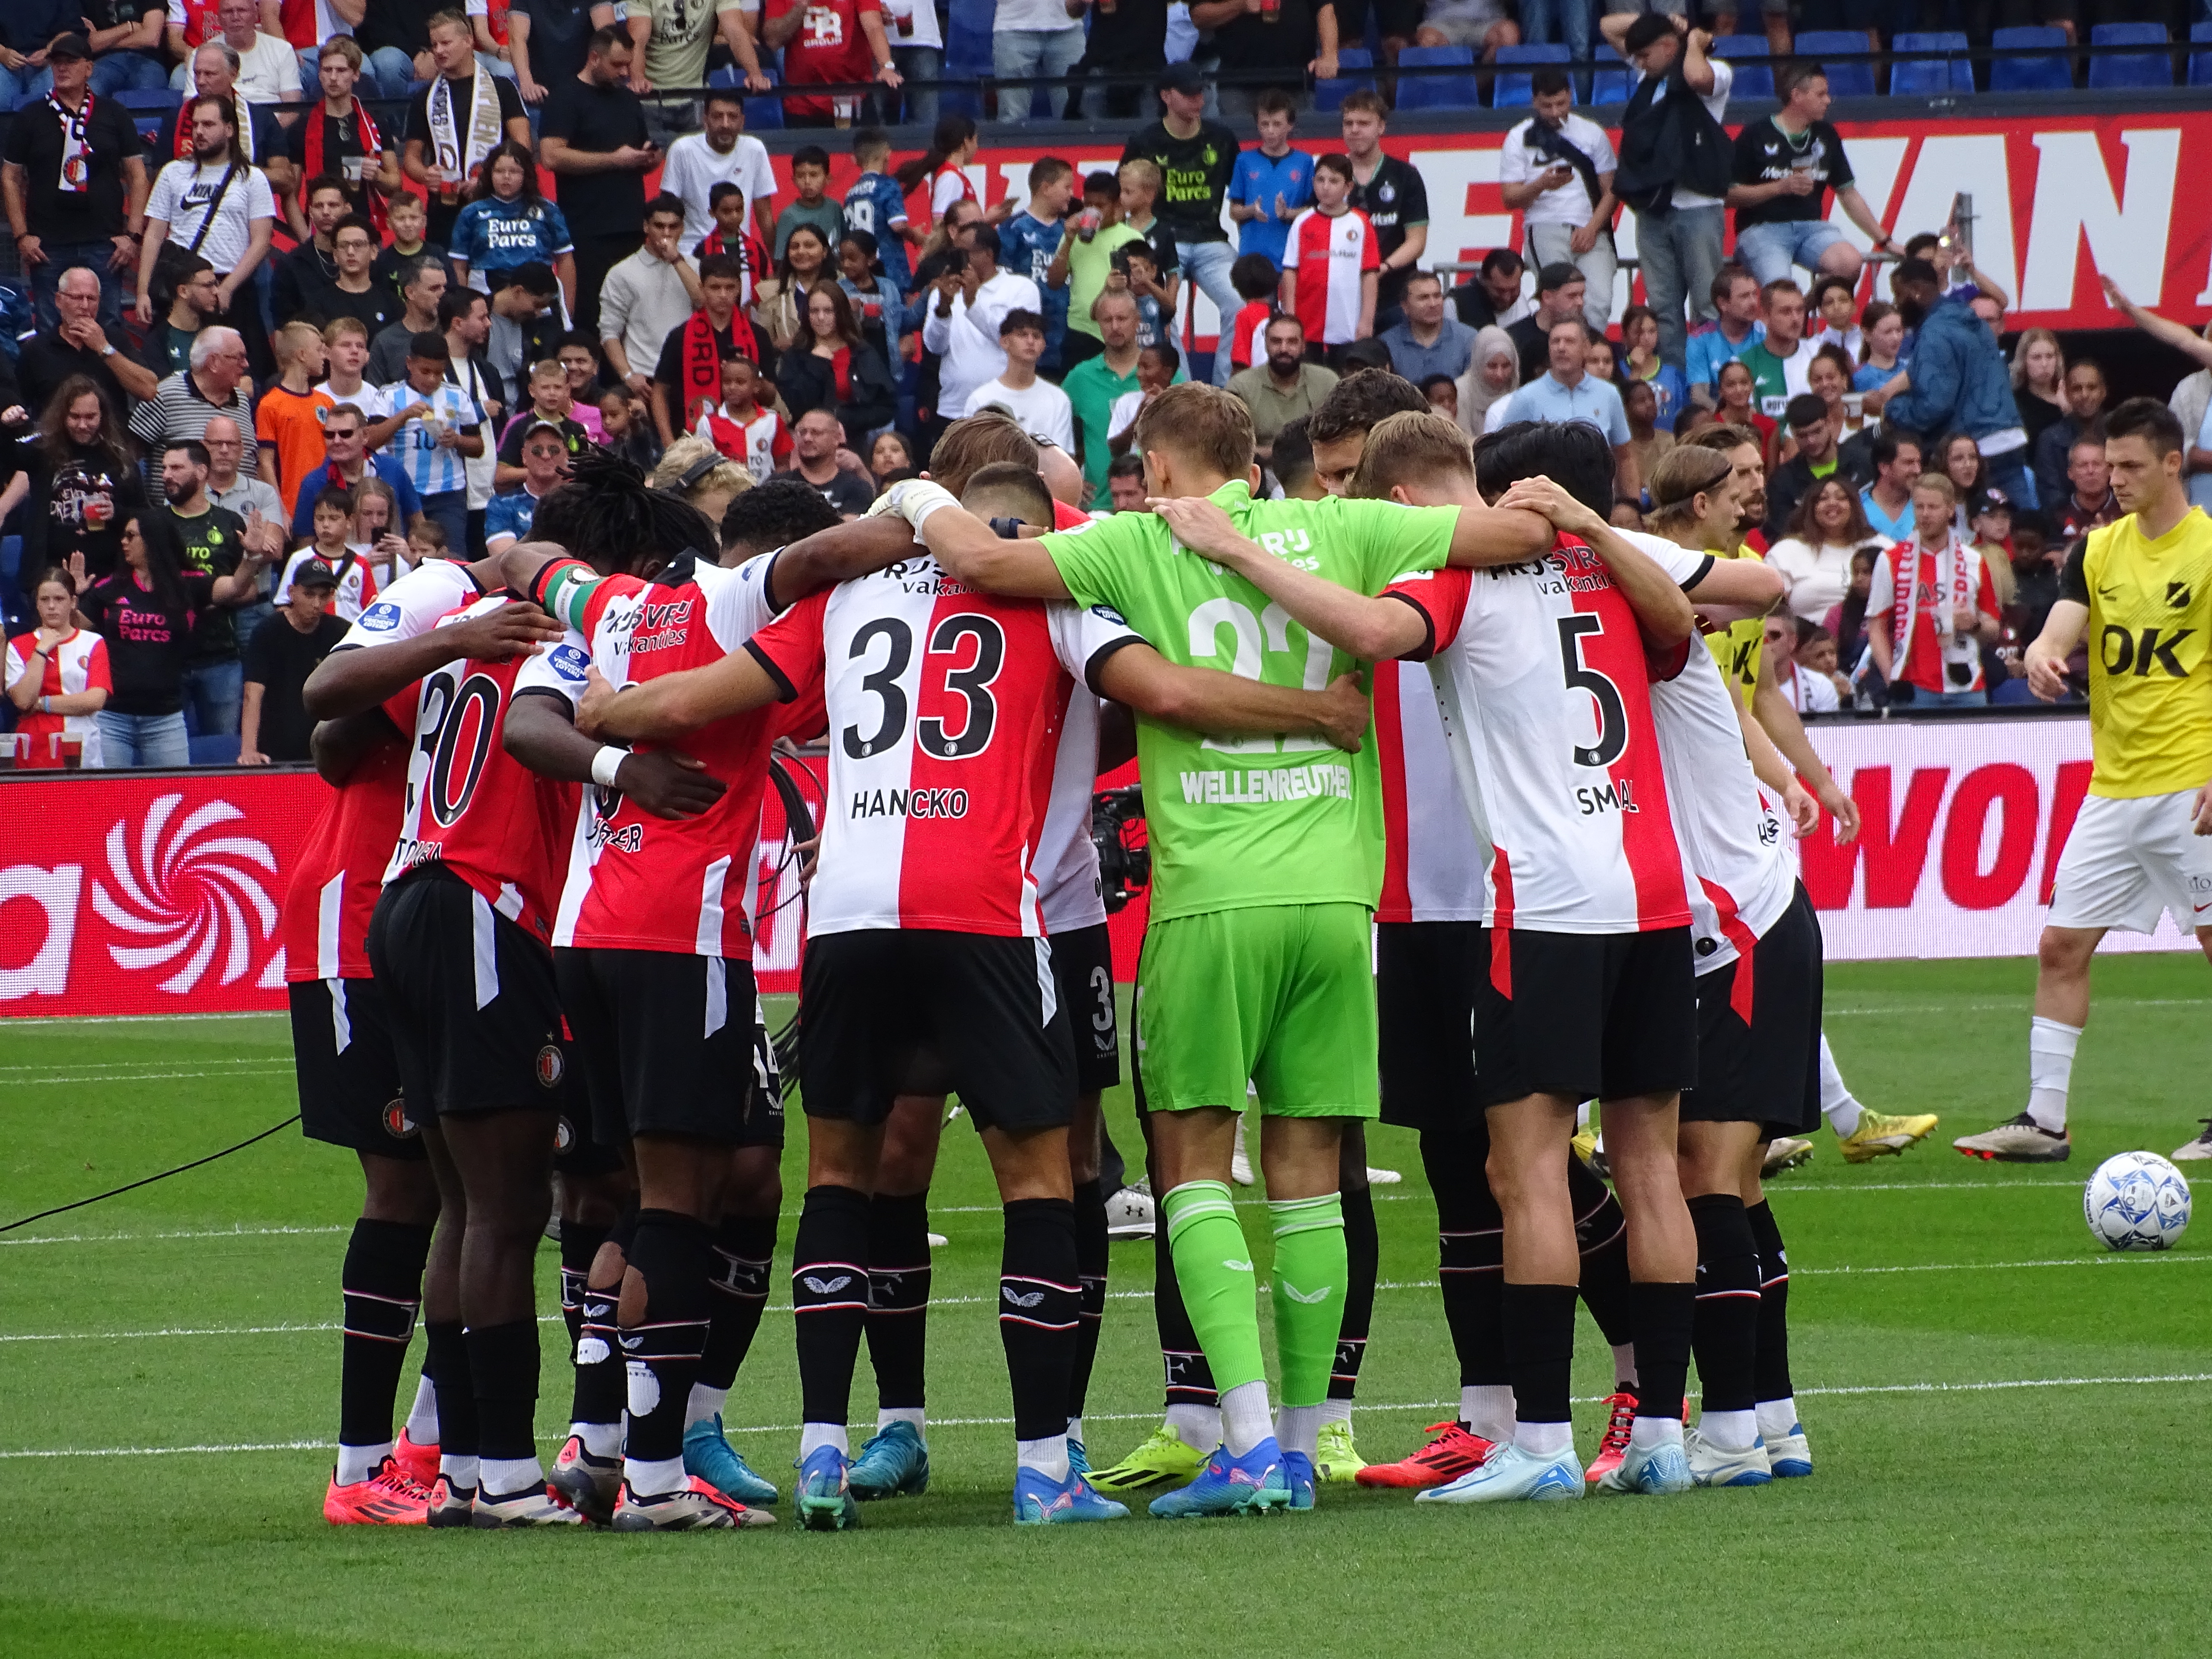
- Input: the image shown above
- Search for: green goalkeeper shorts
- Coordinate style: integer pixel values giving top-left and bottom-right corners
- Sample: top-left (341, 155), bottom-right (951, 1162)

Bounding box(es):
top-left (1134, 902), bottom-right (1379, 1120)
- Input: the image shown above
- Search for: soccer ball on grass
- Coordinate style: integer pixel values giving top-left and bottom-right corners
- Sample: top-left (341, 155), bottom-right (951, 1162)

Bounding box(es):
top-left (2082, 1151), bottom-right (2191, 1252)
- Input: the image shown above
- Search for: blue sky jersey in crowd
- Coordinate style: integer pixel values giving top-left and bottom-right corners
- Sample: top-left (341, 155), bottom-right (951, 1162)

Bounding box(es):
top-left (1228, 147), bottom-right (1314, 271)
top-left (1685, 319), bottom-right (1765, 393)
top-left (450, 196), bottom-right (576, 289)
top-left (375, 381), bottom-right (486, 498)
top-left (997, 210), bottom-right (1071, 364)
top-left (484, 486), bottom-right (544, 549)
top-left (841, 169), bottom-right (913, 295)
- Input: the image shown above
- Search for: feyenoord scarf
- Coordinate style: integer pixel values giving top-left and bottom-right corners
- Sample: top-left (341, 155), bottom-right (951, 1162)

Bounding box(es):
top-left (1889, 531), bottom-right (1981, 689)
top-left (680, 309), bottom-right (756, 427)
top-left (50, 90), bottom-right (95, 194)
top-left (303, 97), bottom-right (387, 237)
top-left (426, 65), bottom-right (501, 195)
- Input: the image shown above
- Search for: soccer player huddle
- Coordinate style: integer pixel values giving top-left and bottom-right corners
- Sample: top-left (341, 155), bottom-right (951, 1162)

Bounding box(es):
top-left (291, 368), bottom-right (2090, 1532)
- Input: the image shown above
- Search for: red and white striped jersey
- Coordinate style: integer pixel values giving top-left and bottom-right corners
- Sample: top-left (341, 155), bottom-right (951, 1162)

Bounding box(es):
top-left (1035, 691), bottom-right (1108, 935)
top-left (745, 562), bottom-right (1142, 938)
top-left (283, 559), bottom-right (485, 981)
top-left (379, 593), bottom-right (577, 946)
top-left (512, 551), bottom-right (790, 957)
top-left (1385, 535), bottom-right (1689, 935)
top-left (1618, 529), bottom-right (1796, 971)
top-left (279, 547), bottom-right (381, 621)
top-left (698, 404), bottom-right (794, 483)
top-left (4, 628), bottom-right (111, 769)
top-left (1284, 206), bottom-right (1379, 347)
top-left (1373, 658), bottom-right (1487, 925)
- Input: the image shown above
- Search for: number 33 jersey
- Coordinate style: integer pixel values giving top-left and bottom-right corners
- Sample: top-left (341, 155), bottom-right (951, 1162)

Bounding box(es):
top-left (1385, 534), bottom-right (1690, 935)
top-left (744, 558), bottom-right (1144, 939)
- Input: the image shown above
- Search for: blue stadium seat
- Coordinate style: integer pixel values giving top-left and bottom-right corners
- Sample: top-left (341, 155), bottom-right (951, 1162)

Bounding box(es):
top-left (946, 0), bottom-right (995, 39)
top-left (2087, 22), bottom-right (2171, 89)
top-left (1313, 46), bottom-right (1376, 113)
top-left (1890, 31), bottom-right (1975, 96)
top-left (1709, 35), bottom-right (1773, 101)
top-left (1989, 26), bottom-right (2072, 93)
top-left (942, 22), bottom-right (995, 123)
top-left (188, 734), bottom-right (239, 766)
top-left (1493, 42), bottom-right (1569, 107)
top-left (1392, 44), bottom-right (1479, 111)
top-left (1793, 29), bottom-right (1875, 98)
top-left (1590, 43), bottom-right (1633, 105)
top-left (115, 88), bottom-right (180, 114)
top-left (2192, 22), bottom-right (2212, 88)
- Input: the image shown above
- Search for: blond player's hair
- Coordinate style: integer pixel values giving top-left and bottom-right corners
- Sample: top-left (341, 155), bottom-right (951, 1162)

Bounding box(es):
top-left (1347, 411), bottom-right (1472, 499)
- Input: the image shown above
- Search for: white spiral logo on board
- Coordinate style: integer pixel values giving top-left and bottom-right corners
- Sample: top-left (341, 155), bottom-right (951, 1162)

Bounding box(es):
top-left (91, 794), bottom-right (279, 994)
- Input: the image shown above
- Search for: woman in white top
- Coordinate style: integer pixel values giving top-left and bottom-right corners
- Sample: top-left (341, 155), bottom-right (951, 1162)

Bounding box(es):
top-left (1452, 325), bottom-right (1519, 440)
top-left (1765, 475), bottom-right (1886, 624)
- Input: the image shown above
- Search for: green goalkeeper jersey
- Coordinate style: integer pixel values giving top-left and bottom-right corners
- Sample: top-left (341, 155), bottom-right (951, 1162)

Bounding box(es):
top-left (1042, 480), bottom-right (1457, 921)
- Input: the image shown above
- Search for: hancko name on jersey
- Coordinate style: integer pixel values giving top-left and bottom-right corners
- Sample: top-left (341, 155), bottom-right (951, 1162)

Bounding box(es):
top-left (1178, 762), bottom-right (1353, 805)
top-left (851, 786), bottom-right (971, 819)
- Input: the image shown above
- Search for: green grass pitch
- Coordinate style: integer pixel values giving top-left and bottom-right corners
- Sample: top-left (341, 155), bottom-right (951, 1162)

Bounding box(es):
top-left (3, 954), bottom-right (2210, 1657)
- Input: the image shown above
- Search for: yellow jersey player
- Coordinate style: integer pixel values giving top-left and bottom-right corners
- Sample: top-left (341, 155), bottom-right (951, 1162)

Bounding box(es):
top-left (1955, 399), bottom-right (2212, 1162)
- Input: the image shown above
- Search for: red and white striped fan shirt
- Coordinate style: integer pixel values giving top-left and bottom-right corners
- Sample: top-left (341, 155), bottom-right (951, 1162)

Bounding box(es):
top-left (4, 629), bottom-right (111, 769)
top-left (281, 559), bottom-right (484, 982)
top-left (744, 562), bottom-right (1142, 938)
top-left (1284, 206), bottom-right (1379, 347)
top-left (1384, 535), bottom-right (1689, 934)
top-left (512, 552), bottom-right (792, 958)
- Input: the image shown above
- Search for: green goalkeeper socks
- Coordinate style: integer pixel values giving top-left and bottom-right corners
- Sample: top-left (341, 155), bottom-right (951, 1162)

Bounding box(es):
top-left (1268, 1193), bottom-right (1346, 1410)
top-left (1159, 1181), bottom-right (1266, 1397)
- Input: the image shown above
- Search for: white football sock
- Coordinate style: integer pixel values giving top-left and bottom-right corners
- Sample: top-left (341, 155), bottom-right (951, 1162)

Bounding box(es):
top-left (1461, 1384), bottom-right (1516, 1444)
top-left (479, 1455), bottom-right (543, 1497)
top-left (1274, 1403), bottom-right (1325, 1462)
top-left (1699, 1408), bottom-right (1758, 1452)
top-left (1575, 1100), bottom-right (1592, 1130)
top-left (438, 1452), bottom-right (479, 1491)
top-left (1320, 1399), bottom-right (1352, 1427)
top-left (336, 1440), bottom-right (393, 1487)
top-left (577, 1421), bottom-right (621, 1460)
top-left (404, 1374), bottom-right (439, 1443)
top-left (1165, 1402), bottom-right (1221, 1450)
top-left (1610, 1344), bottom-right (1639, 1388)
top-left (1065, 1415), bottom-right (1085, 1445)
top-left (1513, 1419), bottom-right (1572, 1457)
top-left (1628, 1416), bottom-right (1683, 1450)
top-left (1220, 1380), bottom-right (1274, 1457)
top-left (1017, 1433), bottom-right (1070, 1483)
top-left (1819, 1033), bottom-right (1863, 1138)
top-left (1756, 1398), bottom-right (1800, 1441)
top-left (799, 1422), bottom-right (849, 1460)
top-left (623, 1453), bottom-right (686, 1497)
top-left (2026, 1016), bottom-right (2081, 1132)
top-left (686, 1382), bottom-right (729, 1429)
top-left (877, 1406), bottom-right (926, 1437)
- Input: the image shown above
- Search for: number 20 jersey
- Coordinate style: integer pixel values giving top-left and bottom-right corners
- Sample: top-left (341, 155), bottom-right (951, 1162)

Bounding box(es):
top-left (379, 593), bottom-right (576, 946)
top-left (1386, 534), bottom-right (1690, 935)
top-left (744, 559), bottom-right (1143, 939)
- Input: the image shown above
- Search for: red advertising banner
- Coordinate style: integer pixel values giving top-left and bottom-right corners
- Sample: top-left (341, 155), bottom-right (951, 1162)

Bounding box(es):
top-left (801, 108), bottom-right (2212, 339)
top-left (0, 764), bottom-right (821, 1018)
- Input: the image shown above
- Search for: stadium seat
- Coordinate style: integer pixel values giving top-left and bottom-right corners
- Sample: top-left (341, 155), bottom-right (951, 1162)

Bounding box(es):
top-left (707, 65), bottom-right (783, 131)
top-left (115, 88), bottom-right (180, 114)
top-left (1709, 35), bottom-right (1774, 101)
top-left (942, 23), bottom-right (995, 123)
top-left (1392, 45), bottom-right (1479, 111)
top-left (2086, 22), bottom-right (2172, 89)
top-left (1589, 43), bottom-right (1633, 105)
top-left (1493, 42), bottom-right (1569, 107)
top-left (2193, 22), bottom-right (2212, 88)
top-left (1313, 46), bottom-right (1376, 112)
top-left (1989, 26), bottom-right (2072, 93)
top-left (1793, 29), bottom-right (1876, 98)
top-left (1891, 31), bottom-right (1975, 96)
top-left (188, 733), bottom-right (238, 765)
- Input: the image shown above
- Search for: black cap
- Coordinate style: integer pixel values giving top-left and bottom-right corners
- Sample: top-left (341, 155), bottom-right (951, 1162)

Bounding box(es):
top-left (292, 559), bottom-right (340, 590)
top-left (1969, 484), bottom-right (2012, 520)
top-left (1785, 393), bottom-right (1829, 431)
top-left (407, 330), bottom-right (450, 362)
top-left (1158, 62), bottom-right (1205, 96)
top-left (46, 31), bottom-right (92, 61)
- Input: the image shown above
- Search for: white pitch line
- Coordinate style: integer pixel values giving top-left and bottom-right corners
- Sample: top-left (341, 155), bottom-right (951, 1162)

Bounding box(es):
top-left (1825, 997), bottom-right (2208, 1016)
top-left (8, 1067), bottom-right (295, 1086)
top-left (0, 1225), bottom-right (348, 1249)
top-left (0, 1012), bottom-right (288, 1028)
top-left (0, 1057), bottom-right (287, 1074)
top-left (9, 1373), bottom-right (2212, 1460)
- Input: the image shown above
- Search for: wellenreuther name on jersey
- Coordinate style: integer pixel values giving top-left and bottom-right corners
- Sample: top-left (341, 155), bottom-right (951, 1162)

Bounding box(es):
top-left (1179, 762), bottom-right (1353, 804)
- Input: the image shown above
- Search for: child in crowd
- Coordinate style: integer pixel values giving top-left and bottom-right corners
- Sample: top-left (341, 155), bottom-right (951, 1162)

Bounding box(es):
top-left (775, 146), bottom-right (846, 263)
top-left (257, 322), bottom-right (335, 520)
top-left (1112, 243), bottom-right (1169, 351)
top-left (451, 140), bottom-right (577, 314)
top-left (1620, 302), bottom-right (1688, 429)
top-left (1624, 375), bottom-right (1671, 499)
top-left (281, 487), bottom-right (380, 621)
top-left (1422, 373), bottom-right (1458, 420)
top-left (1225, 253), bottom-right (1278, 377)
top-left (839, 230), bottom-right (909, 364)
top-left (1227, 89), bottom-right (1313, 271)
top-left (1856, 300), bottom-right (1905, 392)
top-left (1585, 334), bottom-right (1617, 382)
top-left (702, 182), bottom-right (771, 303)
top-left (1106, 341), bottom-right (1181, 455)
top-left (1116, 158), bottom-right (1181, 315)
top-left (1810, 274), bottom-right (1863, 359)
top-left (497, 360), bottom-right (591, 486)
top-left (372, 192), bottom-right (453, 297)
top-left (1056, 170), bottom-right (1138, 373)
top-left (405, 516), bottom-right (449, 563)
top-left (697, 355), bottom-right (793, 484)
top-left (1282, 154), bottom-right (1380, 355)
top-left (844, 128), bottom-right (917, 294)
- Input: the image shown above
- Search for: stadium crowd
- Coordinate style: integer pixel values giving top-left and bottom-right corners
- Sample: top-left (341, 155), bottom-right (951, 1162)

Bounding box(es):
top-left (4, 3), bottom-right (2212, 767)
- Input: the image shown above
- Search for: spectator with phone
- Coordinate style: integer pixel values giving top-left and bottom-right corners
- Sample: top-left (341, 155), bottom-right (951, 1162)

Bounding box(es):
top-left (537, 27), bottom-right (656, 337)
top-left (1499, 67), bottom-right (1616, 336)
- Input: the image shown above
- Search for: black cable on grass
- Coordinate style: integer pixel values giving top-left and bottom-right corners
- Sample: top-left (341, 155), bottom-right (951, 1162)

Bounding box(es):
top-left (0, 1114), bottom-right (301, 1234)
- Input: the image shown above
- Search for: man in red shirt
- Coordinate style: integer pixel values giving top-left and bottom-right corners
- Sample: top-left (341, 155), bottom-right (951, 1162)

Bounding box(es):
top-left (761, 0), bottom-right (900, 127)
top-left (1869, 472), bottom-right (2002, 707)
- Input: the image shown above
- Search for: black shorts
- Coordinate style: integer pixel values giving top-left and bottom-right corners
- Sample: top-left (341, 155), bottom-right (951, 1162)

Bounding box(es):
top-left (367, 866), bottom-right (567, 1122)
top-left (556, 947), bottom-right (785, 1150)
top-left (799, 929), bottom-right (1077, 1133)
top-left (1050, 921), bottom-right (1122, 1096)
top-left (290, 976), bottom-right (424, 1161)
top-left (1682, 885), bottom-right (1824, 1141)
top-left (1470, 926), bottom-right (1697, 1109)
top-left (1376, 921), bottom-right (1484, 1130)
top-left (1325, 0), bottom-right (1424, 41)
